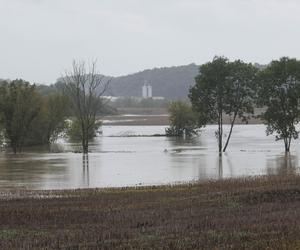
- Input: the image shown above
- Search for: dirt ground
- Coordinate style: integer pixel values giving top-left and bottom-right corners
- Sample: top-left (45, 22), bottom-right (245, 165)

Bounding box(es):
top-left (103, 114), bottom-right (262, 126)
top-left (1, 175), bottom-right (300, 249)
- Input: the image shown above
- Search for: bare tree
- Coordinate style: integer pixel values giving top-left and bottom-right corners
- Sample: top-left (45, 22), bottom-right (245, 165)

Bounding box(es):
top-left (63, 60), bottom-right (110, 154)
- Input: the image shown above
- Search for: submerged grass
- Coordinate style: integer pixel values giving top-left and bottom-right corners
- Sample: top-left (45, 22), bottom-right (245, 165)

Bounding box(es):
top-left (1, 175), bottom-right (300, 249)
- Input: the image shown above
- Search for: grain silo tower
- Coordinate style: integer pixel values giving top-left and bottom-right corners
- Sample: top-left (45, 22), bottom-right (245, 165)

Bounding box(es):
top-left (147, 84), bottom-right (152, 98)
top-left (142, 82), bottom-right (148, 98)
top-left (142, 81), bottom-right (153, 98)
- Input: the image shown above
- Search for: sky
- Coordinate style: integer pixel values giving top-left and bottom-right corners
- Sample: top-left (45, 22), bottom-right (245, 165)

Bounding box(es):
top-left (0, 0), bottom-right (300, 84)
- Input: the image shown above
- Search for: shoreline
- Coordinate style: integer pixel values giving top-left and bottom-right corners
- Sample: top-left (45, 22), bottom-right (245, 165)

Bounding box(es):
top-left (0, 174), bottom-right (295, 198)
top-left (102, 113), bottom-right (263, 126)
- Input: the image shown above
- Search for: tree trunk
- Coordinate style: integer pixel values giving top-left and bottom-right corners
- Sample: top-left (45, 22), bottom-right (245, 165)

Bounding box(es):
top-left (82, 138), bottom-right (89, 154)
top-left (218, 112), bottom-right (223, 154)
top-left (81, 122), bottom-right (89, 154)
top-left (218, 156), bottom-right (223, 179)
top-left (288, 136), bottom-right (292, 152)
top-left (11, 139), bottom-right (18, 154)
top-left (82, 128), bottom-right (89, 154)
top-left (12, 144), bottom-right (17, 154)
top-left (223, 113), bottom-right (237, 152)
top-left (284, 137), bottom-right (290, 152)
top-left (83, 139), bottom-right (89, 154)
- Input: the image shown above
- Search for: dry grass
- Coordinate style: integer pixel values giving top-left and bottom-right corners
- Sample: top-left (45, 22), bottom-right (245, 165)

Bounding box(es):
top-left (1, 175), bottom-right (300, 249)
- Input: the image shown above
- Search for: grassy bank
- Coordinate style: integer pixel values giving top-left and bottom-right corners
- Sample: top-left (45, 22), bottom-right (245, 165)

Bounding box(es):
top-left (1, 175), bottom-right (300, 249)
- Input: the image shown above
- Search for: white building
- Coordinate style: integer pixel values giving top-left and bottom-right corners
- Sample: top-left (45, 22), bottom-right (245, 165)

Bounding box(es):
top-left (147, 84), bottom-right (152, 98)
top-left (142, 83), bottom-right (148, 98)
top-left (142, 82), bottom-right (152, 98)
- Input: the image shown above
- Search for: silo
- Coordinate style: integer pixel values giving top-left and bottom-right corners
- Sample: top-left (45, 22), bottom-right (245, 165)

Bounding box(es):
top-left (147, 85), bottom-right (152, 98)
top-left (142, 83), bottom-right (148, 98)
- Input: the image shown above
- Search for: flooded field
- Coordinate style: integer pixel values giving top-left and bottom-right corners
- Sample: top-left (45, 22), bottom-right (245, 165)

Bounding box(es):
top-left (0, 125), bottom-right (299, 190)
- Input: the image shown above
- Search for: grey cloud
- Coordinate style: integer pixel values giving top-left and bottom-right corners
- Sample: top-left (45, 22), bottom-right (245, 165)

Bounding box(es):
top-left (0, 0), bottom-right (300, 83)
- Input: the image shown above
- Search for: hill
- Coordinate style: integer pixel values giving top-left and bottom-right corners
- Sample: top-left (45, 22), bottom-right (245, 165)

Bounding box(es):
top-left (3, 62), bottom-right (268, 100)
top-left (106, 63), bottom-right (199, 100)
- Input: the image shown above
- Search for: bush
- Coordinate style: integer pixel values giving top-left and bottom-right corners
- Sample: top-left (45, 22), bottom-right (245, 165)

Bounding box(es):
top-left (25, 93), bottom-right (69, 145)
top-left (67, 119), bottom-right (102, 141)
top-left (0, 80), bottom-right (69, 152)
top-left (166, 101), bottom-right (198, 137)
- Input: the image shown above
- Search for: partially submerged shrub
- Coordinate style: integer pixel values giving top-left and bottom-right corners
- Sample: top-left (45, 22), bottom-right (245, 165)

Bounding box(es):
top-left (166, 101), bottom-right (198, 137)
top-left (67, 118), bottom-right (102, 141)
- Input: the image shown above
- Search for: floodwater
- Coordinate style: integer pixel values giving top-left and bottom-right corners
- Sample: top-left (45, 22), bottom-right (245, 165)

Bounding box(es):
top-left (0, 125), bottom-right (299, 190)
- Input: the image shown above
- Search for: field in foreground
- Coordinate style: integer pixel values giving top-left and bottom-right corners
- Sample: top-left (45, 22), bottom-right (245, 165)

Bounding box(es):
top-left (1, 176), bottom-right (300, 249)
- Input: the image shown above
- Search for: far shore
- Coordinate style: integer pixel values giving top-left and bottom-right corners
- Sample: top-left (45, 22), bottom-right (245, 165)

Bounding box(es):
top-left (102, 113), bottom-right (263, 126)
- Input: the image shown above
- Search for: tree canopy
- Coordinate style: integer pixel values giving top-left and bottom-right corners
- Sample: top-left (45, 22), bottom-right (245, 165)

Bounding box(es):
top-left (0, 80), bottom-right (42, 153)
top-left (257, 57), bottom-right (300, 152)
top-left (189, 56), bottom-right (257, 153)
top-left (0, 80), bottom-right (69, 153)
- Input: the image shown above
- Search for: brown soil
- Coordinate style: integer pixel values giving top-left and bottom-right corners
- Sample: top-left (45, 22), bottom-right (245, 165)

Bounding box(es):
top-left (1, 175), bottom-right (300, 249)
top-left (103, 114), bottom-right (263, 126)
top-left (103, 114), bottom-right (170, 126)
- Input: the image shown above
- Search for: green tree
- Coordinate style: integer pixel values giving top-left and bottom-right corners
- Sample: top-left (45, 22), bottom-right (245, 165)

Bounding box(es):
top-left (67, 118), bottom-right (102, 141)
top-left (189, 57), bottom-right (230, 153)
top-left (44, 93), bottom-right (69, 143)
top-left (189, 57), bottom-right (257, 153)
top-left (0, 80), bottom-right (41, 153)
top-left (26, 93), bottom-right (69, 145)
top-left (166, 101), bottom-right (198, 137)
top-left (257, 57), bottom-right (300, 152)
top-left (222, 60), bottom-right (258, 151)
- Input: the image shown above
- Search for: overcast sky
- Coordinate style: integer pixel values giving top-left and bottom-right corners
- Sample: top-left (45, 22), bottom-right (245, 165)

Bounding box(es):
top-left (0, 0), bottom-right (300, 84)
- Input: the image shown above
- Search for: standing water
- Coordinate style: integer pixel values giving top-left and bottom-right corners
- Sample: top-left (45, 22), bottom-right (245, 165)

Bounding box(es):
top-left (0, 125), bottom-right (299, 190)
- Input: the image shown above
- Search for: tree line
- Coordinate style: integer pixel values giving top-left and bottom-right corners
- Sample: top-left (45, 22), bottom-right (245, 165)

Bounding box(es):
top-left (0, 80), bottom-right (68, 153)
top-left (1, 57), bottom-right (300, 154)
top-left (0, 61), bottom-right (110, 154)
top-left (168, 56), bottom-right (300, 153)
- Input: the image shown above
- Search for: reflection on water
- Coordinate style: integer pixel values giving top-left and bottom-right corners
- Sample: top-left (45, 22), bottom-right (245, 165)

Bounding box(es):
top-left (267, 153), bottom-right (298, 176)
top-left (0, 125), bottom-right (300, 190)
top-left (82, 154), bottom-right (90, 188)
top-left (218, 156), bottom-right (223, 179)
top-left (0, 153), bottom-right (69, 189)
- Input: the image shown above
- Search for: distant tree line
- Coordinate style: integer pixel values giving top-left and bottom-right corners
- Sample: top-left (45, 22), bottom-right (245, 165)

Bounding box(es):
top-left (2, 57), bottom-right (300, 154)
top-left (168, 56), bottom-right (300, 153)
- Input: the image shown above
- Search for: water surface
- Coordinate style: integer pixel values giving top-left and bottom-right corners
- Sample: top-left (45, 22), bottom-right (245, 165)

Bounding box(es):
top-left (0, 125), bottom-right (299, 190)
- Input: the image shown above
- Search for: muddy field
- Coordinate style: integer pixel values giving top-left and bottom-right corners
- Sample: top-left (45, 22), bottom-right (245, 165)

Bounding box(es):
top-left (1, 175), bottom-right (300, 249)
top-left (102, 108), bottom-right (264, 126)
top-left (102, 114), bottom-right (263, 126)
top-left (103, 114), bottom-right (170, 126)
